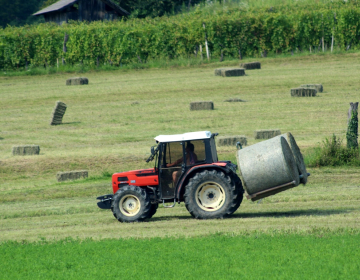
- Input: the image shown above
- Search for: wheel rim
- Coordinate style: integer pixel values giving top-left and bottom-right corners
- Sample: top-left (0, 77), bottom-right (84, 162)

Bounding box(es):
top-left (119, 195), bottom-right (141, 216)
top-left (195, 181), bottom-right (225, 212)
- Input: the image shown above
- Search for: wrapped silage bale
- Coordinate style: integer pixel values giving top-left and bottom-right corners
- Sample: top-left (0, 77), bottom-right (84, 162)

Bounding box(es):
top-left (277, 132), bottom-right (308, 185)
top-left (236, 136), bottom-right (299, 201)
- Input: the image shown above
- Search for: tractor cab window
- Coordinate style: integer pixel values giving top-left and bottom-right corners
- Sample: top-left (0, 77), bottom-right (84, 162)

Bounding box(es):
top-left (186, 140), bottom-right (206, 165)
top-left (159, 142), bottom-right (184, 199)
top-left (166, 142), bottom-right (183, 166)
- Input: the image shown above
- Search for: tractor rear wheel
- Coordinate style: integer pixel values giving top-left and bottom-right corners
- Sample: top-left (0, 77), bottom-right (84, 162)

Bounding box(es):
top-left (184, 170), bottom-right (238, 219)
top-left (229, 174), bottom-right (244, 215)
top-left (111, 185), bottom-right (151, 223)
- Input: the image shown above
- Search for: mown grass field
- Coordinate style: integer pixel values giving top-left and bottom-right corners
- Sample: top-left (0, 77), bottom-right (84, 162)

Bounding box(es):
top-left (1, 52), bottom-right (360, 278)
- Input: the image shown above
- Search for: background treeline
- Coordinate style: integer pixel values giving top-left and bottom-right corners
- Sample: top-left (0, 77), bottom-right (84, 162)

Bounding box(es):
top-left (0, 0), bottom-right (44, 28)
top-left (1, 1), bottom-right (360, 70)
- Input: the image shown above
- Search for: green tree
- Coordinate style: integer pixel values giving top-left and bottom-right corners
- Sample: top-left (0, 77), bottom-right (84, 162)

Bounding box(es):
top-left (0, 0), bottom-right (44, 28)
top-left (346, 103), bottom-right (359, 149)
top-left (115, 0), bottom-right (204, 18)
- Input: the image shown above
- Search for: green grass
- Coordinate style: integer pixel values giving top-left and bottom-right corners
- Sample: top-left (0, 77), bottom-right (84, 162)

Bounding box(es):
top-left (1, 231), bottom-right (359, 279)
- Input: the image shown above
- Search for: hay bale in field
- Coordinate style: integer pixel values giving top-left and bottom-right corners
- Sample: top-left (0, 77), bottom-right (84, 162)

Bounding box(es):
top-left (222, 68), bottom-right (245, 77)
top-left (218, 136), bottom-right (247, 147)
top-left (56, 170), bottom-right (88, 182)
top-left (254, 129), bottom-right (281, 139)
top-left (240, 61), bottom-right (261, 70)
top-left (280, 132), bottom-right (308, 185)
top-left (214, 68), bottom-right (225, 76)
top-left (12, 145), bottom-right (40, 156)
top-left (300, 84), bottom-right (323, 92)
top-left (236, 136), bottom-right (299, 201)
top-left (50, 101), bottom-right (67, 125)
top-left (215, 68), bottom-right (245, 77)
top-left (66, 77), bottom-right (88, 86)
top-left (291, 88), bottom-right (317, 97)
top-left (190, 101), bottom-right (214, 111)
top-left (224, 98), bottom-right (247, 102)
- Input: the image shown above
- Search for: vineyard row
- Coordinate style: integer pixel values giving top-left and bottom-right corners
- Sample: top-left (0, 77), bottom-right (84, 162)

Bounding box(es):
top-left (1, 7), bottom-right (360, 69)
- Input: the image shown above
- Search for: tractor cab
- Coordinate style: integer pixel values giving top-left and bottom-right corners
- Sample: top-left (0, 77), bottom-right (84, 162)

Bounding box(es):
top-left (150, 131), bottom-right (219, 201)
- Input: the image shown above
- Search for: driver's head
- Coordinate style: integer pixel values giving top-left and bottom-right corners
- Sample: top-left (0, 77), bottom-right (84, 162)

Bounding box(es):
top-left (186, 142), bottom-right (194, 152)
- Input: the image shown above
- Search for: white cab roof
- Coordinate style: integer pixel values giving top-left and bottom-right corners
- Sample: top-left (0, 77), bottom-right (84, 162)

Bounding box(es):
top-left (154, 131), bottom-right (212, 143)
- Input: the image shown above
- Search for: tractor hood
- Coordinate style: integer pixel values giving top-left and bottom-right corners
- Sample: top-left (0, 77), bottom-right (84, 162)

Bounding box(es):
top-left (112, 168), bottom-right (158, 193)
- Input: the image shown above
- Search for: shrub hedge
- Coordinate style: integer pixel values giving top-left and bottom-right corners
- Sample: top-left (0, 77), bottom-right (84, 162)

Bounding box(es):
top-left (1, 1), bottom-right (360, 69)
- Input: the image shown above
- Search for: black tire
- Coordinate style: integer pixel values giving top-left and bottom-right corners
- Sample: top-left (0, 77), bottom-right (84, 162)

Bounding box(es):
top-left (184, 170), bottom-right (238, 219)
top-left (147, 203), bottom-right (158, 219)
top-left (111, 185), bottom-right (151, 223)
top-left (229, 174), bottom-right (244, 215)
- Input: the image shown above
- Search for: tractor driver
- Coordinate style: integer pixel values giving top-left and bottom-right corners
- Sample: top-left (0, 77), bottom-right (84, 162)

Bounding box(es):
top-left (167, 142), bottom-right (197, 184)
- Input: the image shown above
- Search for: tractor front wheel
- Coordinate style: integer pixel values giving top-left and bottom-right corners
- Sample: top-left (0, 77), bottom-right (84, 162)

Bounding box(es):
top-left (147, 203), bottom-right (158, 219)
top-left (111, 185), bottom-right (151, 223)
top-left (184, 170), bottom-right (238, 219)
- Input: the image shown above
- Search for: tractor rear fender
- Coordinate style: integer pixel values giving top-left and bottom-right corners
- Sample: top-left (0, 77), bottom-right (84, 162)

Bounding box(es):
top-left (176, 164), bottom-right (232, 201)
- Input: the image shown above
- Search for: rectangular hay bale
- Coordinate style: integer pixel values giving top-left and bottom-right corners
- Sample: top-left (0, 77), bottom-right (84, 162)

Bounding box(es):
top-left (300, 84), bottom-right (323, 92)
top-left (222, 68), bottom-right (245, 77)
top-left (215, 68), bottom-right (245, 77)
top-left (254, 130), bottom-right (281, 140)
top-left (56, 170), bottom-right (88, 182)
top-left (218, 136), bottom-right (247, 147)
top-left (291, 88), bottom-right (317, 97)
top-left (214, 68), bottom-right (225, 76)
top-left (66, 77), bottom-right (89, 86)
top-left (12, 145), bottom-right (40, 156)
top-left (239, 62), bottom-right (261, 70)
top-left (190, 101), bottom-right (214, 111)
top-left (50, 101), bottom-right (67, 125)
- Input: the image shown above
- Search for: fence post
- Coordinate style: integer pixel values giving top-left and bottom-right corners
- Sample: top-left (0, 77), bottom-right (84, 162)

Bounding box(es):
top-left (203, 23), bottom-right (210, 61)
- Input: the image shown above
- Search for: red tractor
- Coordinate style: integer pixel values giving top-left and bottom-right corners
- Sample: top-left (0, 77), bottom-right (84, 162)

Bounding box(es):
top-left (97, 131), bottom-right (244, 222)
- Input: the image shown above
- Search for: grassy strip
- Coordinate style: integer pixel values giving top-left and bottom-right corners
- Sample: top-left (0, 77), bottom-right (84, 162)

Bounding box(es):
top-left (1, 231), bottom-right (359, 279)
top-left (304, 135), bottom-right (360, 167)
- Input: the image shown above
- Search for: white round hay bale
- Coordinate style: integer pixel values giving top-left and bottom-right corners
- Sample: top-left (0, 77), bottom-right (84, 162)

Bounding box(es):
top-left (278, 133), bottom-right (308, 185)
top-left (236, 136), bottom-right (299, 200)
